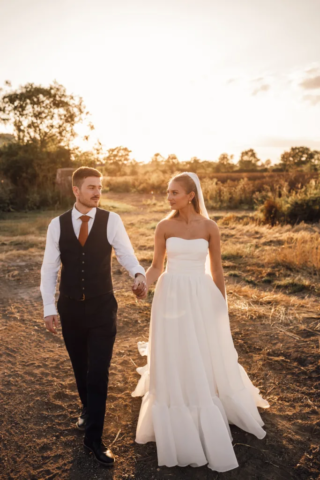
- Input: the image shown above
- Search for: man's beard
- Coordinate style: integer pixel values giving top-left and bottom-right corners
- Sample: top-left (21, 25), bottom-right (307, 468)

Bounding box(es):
top-left (78, 196), bottom-right (100, 208)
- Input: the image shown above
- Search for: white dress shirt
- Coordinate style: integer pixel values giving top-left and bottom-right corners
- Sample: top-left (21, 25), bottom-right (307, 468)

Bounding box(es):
top-left (40, 206), bottom-right (145, 317)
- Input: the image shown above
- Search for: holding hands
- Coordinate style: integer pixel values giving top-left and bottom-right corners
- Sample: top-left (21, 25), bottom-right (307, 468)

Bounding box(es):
top-left (43, 274), bottom-right (148, 337)
top-left (132, 274), bottom-right (148, 300)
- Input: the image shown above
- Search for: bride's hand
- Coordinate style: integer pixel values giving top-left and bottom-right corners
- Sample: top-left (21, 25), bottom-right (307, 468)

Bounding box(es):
top-left (132, 274), bottom-right (148, 299)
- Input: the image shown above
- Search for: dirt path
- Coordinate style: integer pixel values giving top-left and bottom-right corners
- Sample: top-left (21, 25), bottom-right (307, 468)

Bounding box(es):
top-left (0, 202), bottom-right (319, 479)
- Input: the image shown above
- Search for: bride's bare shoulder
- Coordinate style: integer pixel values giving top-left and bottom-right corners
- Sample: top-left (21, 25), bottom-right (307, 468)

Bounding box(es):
top-left (155, 218), bottom-right (171, 233)
top-left (157, 217), bottom-right (176, 226)
top-left (155, 217), bottom-right (176, 238)
top-left (205, 218), bottom-right (220, 237)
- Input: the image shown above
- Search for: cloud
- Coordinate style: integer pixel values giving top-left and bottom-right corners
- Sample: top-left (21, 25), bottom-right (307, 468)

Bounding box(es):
top-left (300, 75), bottom-right (320, 89)
top-left (252, 84), bottom-right (270, 96)
top-left (303, 94), bottom-right (320, 106)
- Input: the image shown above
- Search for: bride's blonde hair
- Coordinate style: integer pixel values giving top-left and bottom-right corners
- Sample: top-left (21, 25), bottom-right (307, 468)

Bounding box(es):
top-left (167, 173), bottom-right (200, 219)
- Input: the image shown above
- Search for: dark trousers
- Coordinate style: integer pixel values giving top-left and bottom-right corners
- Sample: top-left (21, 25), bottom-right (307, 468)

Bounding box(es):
top-left (57, 292), bottom-right (118, 444)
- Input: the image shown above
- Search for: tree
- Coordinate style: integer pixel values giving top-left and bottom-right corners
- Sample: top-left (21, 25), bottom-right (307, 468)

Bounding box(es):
top-left (150, 153), bottom-right (165, 167)
top-left (279, 146), bottom-right (320, 171)
top-left (0, 141), bottom-right (72, 201)
top-left (104, 146), bottom-right (132, 175)
top-left (0, 81), bottom-right (92, 149)
top-left (104, 146), bottom-right (131, 166)
top-left (0, 133), bottom-right (14, 147)
top-left (264, 159), bottom-right (272, 168)
top-left (314, 151), bottom-right (320, 172)
top-left (183, 156), bottom-right (201, 173)
top-left (217, 153), bottom-right (235, 172)
top-left (72, 149), bottom-right (97, 168)
top-left (189, 156), bottom-right (201, 166)
top-left (237, 149), bottom-right (260, 171)
top-left (164, 154), bottom-right (179, 173)
top-left (128, 158), bottom-right (139, 175)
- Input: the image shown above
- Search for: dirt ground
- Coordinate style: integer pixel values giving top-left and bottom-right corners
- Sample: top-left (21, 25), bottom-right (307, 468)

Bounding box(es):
top-left (0, 193), bottom-right (319, 480)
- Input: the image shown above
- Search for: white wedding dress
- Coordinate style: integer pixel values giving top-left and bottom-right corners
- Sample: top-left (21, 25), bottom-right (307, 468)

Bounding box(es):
top-left (132, 237), bottom-right (270, 472)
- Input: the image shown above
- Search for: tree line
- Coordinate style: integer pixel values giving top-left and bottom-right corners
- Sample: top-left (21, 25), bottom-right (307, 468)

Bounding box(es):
top-left (0, 81), bottom-right (319, 210)
top-left (100, 146), bottom-right (320, 177)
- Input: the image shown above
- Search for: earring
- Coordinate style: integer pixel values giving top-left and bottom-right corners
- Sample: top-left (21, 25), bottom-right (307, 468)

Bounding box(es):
top-left (189, 201), bottom-right (191, 204)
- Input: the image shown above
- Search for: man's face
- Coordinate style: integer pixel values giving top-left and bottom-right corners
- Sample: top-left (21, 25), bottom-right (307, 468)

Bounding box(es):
top-left (73, 176), bottom-right (102, 208)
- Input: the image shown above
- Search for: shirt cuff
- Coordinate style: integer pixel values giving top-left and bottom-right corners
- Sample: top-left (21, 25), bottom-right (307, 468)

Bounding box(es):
top-left (44, 304), bottom-right (58, 318)
top-left (132, 265), bottom-right (146, 278)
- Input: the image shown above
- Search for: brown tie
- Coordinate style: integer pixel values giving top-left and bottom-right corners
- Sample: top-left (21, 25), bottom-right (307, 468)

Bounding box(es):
top-left (78, 215), bottom-right (90, 246)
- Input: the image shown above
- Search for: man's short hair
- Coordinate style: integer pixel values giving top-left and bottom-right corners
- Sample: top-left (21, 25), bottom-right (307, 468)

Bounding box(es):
top-left (72, 167), bottom-right (102, 187)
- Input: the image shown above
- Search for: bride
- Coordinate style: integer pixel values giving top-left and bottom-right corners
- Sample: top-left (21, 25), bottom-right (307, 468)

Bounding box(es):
top-left (132, 172), bottom-right (269, 472)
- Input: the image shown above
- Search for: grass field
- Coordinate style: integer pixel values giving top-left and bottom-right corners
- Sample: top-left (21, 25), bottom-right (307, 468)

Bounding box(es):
top-left (0, 192), bottom-right (319, 480)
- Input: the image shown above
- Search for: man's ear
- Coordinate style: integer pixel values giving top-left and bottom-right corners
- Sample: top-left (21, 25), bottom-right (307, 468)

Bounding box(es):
top-left (72, 185), bottom-right (79, 198)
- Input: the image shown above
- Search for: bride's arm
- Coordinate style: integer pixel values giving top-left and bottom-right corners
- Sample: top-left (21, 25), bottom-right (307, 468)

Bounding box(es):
top-left (208, 221), bottom-right (226, 300)
top-left (145, 221), bottom-right (167, 287)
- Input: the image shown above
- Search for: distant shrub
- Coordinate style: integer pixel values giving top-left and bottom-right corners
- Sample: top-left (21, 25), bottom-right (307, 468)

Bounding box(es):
top-left (0, 178), bottom-right (71, 212)
top-left (0, 178), bottom-right (15, 211)
top-left (259, 198), bottom-right (282, 226)
top-left (258, 179), bottom-right (320, 225)
top-left (105, 177), bottom-right (134, 193)
top-left (202, 178), bottom-right (261, 209)
top-left (103, 173), bottom-right (320, 225)
top-left (0, 141), bottom-right (74, 211)
top-left (285, 181), bottom-right (320, 224)
top-left (24, 189), bottom-right (62, 210)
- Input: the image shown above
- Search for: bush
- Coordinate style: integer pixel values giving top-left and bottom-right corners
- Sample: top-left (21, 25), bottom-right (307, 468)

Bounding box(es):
top-left (0, 178), bottom-right (15, 211)
top-left (24, 189), bottom-right (62, 210)
top-left (202, 178), bottom-right (259, 209)
top-left (258, 179), bottom-right (320, 225)
top-left (259, 198), bottom-right (282, 226)
top-left (285, 183), bottom-right (320, 224)
top-left (0, 142), bottom-right (73, 211)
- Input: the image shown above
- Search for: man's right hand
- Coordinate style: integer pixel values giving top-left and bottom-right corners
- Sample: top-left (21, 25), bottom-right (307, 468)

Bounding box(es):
top-left (44, 315), bottom-right (60, 334)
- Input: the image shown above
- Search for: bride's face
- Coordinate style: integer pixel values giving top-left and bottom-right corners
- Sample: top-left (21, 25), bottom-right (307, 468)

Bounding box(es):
top-left (167, 180), bottom-right (194, 210)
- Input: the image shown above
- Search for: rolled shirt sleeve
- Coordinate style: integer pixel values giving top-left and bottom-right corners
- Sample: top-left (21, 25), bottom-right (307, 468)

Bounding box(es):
top-left (108, 212), bottom-right (145, 278)
top-left (40, 218), bottom-right (61, 317)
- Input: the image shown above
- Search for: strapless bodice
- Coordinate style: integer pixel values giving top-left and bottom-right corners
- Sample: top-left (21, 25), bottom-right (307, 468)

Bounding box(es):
top-left (165, 237), bottom-right (209, 275)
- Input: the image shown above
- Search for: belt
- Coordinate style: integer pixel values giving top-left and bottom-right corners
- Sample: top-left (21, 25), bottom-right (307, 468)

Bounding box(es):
top-left (62, 293), bottom-right (86, 301)
top-left (61, 291), bottom-right (113, 302)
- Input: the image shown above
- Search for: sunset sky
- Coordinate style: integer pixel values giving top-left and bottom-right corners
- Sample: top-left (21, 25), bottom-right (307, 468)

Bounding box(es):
top-left (1, 0), bottom-right (320, 163)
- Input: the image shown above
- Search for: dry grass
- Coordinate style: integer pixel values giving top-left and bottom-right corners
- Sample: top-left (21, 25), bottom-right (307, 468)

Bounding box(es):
top-left (270, 233), bottom-right (320, 273)
top-left (0, 191), bottom-right (319, 480)
top-left (100, 198), bottom-right (136, 212)
top-left (0, 217), bottom-right (51, 236)
top-left (0, 193), bottom-right (318, 292)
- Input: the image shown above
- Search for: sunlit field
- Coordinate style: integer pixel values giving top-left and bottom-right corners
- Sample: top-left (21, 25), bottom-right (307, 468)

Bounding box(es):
top-left (0, 192), bottom-right (319, 480)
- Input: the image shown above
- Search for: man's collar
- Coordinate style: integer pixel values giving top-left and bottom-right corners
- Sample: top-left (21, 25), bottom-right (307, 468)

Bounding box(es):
top-left (72, 204), bottom-right (96, 219)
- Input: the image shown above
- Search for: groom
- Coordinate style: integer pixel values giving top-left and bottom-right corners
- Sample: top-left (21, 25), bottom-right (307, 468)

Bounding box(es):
top-left (40, 166), bottom-right (146, 466)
